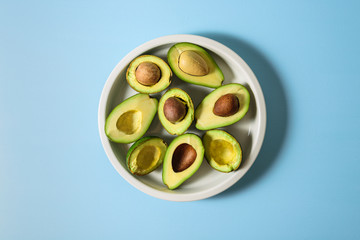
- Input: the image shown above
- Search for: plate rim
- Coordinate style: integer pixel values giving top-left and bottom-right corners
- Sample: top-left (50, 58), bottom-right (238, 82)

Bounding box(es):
top-left (98, 34), bottom-right (267, 202)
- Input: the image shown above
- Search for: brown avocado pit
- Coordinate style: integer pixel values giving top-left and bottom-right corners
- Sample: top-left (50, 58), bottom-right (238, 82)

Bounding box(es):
top-left (172, 143), bottom-right (197, 172)
top-left (135, 62), bottom-right (161, 86)
top-left (213, 93), bottom-right (239, 117)
top-left (163, 97), bottom-right (187, 123)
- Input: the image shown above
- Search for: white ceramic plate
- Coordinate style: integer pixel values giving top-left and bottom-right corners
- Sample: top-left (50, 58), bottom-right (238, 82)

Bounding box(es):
top-left (98, 34), bottom-right (266, 201)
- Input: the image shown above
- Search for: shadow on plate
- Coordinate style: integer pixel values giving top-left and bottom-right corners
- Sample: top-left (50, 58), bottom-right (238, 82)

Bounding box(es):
top-left (193, 32), bottom-right (289, 199)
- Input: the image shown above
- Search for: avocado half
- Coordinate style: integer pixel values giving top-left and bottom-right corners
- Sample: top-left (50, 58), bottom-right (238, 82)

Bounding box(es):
top-left (162, 133), bottom-right (204, 190)
top-left (167, 42), bottom-right (224, 88)
top-left (126, 55), bottom-right (172, 94)
top-left (158, 88), bottom-right (194, 135)
top-left (105, 93), bottom-right (158, 143)
top-left (195, 83), bottom-right (250, 130)
top-left (126, 136), bottom-right (167, 175)
top-left (203, 130), bottom-right (242, 172)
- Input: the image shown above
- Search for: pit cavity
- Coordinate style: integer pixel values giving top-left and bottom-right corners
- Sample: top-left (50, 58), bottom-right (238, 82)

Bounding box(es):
top-left (116, 110), bottom-right (142, 135)
top-left (136, 145), bottom-right (160, 171)
top-left (209, 139), bottom-right (235, 165)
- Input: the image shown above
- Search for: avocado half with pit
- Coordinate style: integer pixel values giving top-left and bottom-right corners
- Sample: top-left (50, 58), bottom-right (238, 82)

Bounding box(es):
top-left (105, 93), bottom-right (158, 143)
top-left (126, 55), bottom-right (172, 94)
top-left (126, 136), bottom-right (167, 175)
top-left (203, 130), bottom-right (242, 172)
top-left (195, 83), bottom-right (250, 130)
top-left (162, 133), bottom-right (204, 190)
top-left (167, 42), bottom-right (224, 88)
top-left (158, 88), bottom-right (194, 135)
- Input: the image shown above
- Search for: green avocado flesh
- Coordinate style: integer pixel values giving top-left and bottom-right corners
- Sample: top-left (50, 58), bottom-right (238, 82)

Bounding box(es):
top-left (105, 93), bottom-right (158, 143)
top-left (167, 42), bottom-right (224, 88)
top-left (203, 130), bottom-right (242, 172)
top-left (126, 136), bottom-right (167, 175)
top-left (162, 134), bottom-right (204, 190)
top-left (158, 88), bottom-right (194, 135)
top-left (126, 55), bottom-right (172, 94)
top-left (195, 83), bottom-right (250, 130)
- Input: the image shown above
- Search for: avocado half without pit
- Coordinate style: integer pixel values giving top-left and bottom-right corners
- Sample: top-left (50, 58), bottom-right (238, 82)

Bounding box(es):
top-left (195, 83), bottom-right (250, 130)
top-left (126, 55), bottom-right (172, 94)
top-left (126, 136), bottom-right (167, 175)
top-left (167, 42), bottom-right (224, 88)
top-left (203, 130), bottom-right (242, 172)
top-left (158, 88), bottom-right (194, 135)
top-left (162, 133), bottom-right (204, 190)
top-left (105, 93), bottom-right (158, 143)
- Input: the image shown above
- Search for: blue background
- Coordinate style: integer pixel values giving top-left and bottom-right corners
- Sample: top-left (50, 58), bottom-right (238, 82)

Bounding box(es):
top-left (1, 0), bottom-right (359, 239)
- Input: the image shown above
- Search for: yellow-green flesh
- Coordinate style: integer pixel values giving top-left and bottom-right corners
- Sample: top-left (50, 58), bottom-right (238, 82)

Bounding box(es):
top-left (167, 43), bottom-right (224, 88)
top-left (130, 146), bottom-right (160, 172)
top-left (105, 94), bottom-right (158, 143)
top-left (162, 134), bottom-right (204, 189)
top-left (116, 110), bottom-right (141, 135)
top-left (195, 83), bottom-right (250, 130)
top-left (158, 88), bottom-right (194, 135)
top-left (209, 139), bottom-right (236, 166)
top-left (128, 138), bottom-right (167, 175)
top-left (203, 130), bottom-right (242, 172)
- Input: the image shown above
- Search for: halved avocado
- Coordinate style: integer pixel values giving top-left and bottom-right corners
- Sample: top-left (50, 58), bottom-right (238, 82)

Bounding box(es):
top-left (126, 55), bottom-right (172, 94)
top-left (167, 42), bottom-right (224, 88)
top-left (126, 136), bottom-right (167, 175)
top-left (162, 134), bottom-right (204, 190)
top-left (203, 130), bottom-right (242, 172)
top-left (195, 83), bottom-right (250, 130)
top-left (105, 93), bottom-right (158, 143)
top-left (158, 88), bottom-right (194, 135)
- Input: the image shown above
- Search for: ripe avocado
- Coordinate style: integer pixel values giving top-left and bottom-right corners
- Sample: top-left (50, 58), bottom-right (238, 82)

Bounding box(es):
top-left (158, 88), bottom-right (194, 135)
top-left (126, 55), bottom-right (172, 93)
top-left (203, 130), bottom-right (242, 172)
top-left (195, 83), bottom-right (250, 130)
top-left (167, 42), bottom-right (224, 88)
top-left (105, 93), bottom-right (158, 143)
top-left (126, 136), bottom-right (167, 175)
top-left (162, 133), bottom-right (204, 190)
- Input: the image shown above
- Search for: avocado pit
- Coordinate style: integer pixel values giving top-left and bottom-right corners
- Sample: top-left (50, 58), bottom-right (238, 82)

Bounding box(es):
top-left (163, 97), bottom-right (187, 123)
top-left (135, 62), bottom-right (161, 86)
top-left (213, 94), bottom-right (239, 117)
top-left (172, 143), bottom-right (197, 172)
top-left (178, 50), bottom-right (209, 76)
